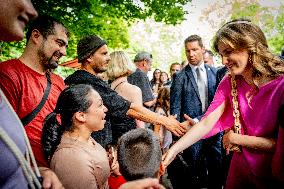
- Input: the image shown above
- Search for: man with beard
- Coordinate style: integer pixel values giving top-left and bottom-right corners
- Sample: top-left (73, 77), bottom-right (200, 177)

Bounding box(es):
top-left (65, 35), bottom-right (187, 148)
top-left (0, 15), bottom-right (69, 167)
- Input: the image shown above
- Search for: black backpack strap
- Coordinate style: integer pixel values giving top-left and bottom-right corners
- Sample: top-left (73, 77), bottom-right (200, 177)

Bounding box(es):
top-left (21, 73), bottom-right (52, 126)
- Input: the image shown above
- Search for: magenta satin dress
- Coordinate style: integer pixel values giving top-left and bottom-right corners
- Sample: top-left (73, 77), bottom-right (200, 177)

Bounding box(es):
top-left (203, 74), bottom-right (284, 188)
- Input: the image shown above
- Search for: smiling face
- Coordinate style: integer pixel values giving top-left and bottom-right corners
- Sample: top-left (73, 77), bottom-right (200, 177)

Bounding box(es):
top-left (85, 90), bottom-right (108, 132)
top-left (218, 42), bottom-right (250, 76)
top-left (0, 0), bottom-right (37, 41)
top-left (160, 72), bottom-right (169, 83)
top-left (37, 24), bottom-right (68, 70)
top-left (153, 69), bottom-right (161, 80)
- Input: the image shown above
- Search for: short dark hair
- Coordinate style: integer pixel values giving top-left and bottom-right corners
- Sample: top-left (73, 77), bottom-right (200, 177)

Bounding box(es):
top-left (205, 49), bottom-right (214, 56)
top-left (26, 15), bottom-right (69, 41)
top-left (184, 35), bottom-right (203, 48)
top-left (170, 62), bottom-right (181, 70)
top-left (117, 128), bottom-right (162, 181)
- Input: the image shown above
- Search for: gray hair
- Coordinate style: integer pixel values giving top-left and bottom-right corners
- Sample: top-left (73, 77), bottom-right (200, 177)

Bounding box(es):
top-left (134, 51), bottom-right (153, 62)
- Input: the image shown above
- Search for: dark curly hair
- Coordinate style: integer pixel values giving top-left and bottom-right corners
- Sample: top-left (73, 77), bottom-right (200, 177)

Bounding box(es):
top-left (26, 15), bottom-right (69, 41)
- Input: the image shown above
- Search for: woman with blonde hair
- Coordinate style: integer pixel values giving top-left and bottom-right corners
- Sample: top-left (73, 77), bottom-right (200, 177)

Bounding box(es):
top-left (163, 19), bottom-right (284, 188)
top-left (106, 51), bottom-right (145, 143)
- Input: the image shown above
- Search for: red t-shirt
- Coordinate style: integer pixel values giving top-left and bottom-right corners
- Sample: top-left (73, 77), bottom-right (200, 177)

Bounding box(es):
top-left (0, 59), bottom-right (65, 166)
top-left (108, 175), bottom-right (126, 189)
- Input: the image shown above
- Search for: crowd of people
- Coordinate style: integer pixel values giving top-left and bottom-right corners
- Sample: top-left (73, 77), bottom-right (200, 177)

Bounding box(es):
top-left (0, 1), bottom-right (284, 189)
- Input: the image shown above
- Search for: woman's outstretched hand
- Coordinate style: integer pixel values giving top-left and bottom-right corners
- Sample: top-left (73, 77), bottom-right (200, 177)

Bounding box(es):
top-left (162, 148), bottom-right (177, 168)
top-left (181, 114), bottom-right (196, 130)
top-left (164, 115), bottom-right (187, 137)
top-left (163, 114), bottom-right (195, 167)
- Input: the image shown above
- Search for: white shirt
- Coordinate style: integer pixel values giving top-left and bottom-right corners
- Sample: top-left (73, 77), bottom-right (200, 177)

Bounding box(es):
top-left (188, 62), bottom-right (208, 88)
top-left (188, 62), bottom-right (208, 123)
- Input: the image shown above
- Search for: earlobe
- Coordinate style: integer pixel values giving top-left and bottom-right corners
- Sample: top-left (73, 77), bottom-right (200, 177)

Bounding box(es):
top-left (86, 56), bottom-right (93, 63)
top-left (74, 112), bottom-right (86, 122)
top-left (31, 29), bottom-right (41, 44)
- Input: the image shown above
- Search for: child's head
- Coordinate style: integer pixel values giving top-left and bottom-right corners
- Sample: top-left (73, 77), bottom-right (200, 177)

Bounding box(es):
top-left (117, 128), bottom-right (164, 181)
top-left (155, 86), bottom-right (170, 111)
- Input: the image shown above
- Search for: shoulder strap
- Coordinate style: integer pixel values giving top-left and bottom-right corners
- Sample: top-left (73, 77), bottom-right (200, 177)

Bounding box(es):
top-left (230, 75), bottom-right (241, 134)
top-left (230, 75), bottom-right (242, 152)
top-left (113, 80), bottom-right (126, 91)
top-left (21, 73), bottom-right (52, 126)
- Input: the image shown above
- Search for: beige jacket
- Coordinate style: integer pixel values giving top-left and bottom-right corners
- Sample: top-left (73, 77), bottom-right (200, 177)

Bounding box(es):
top-left (51, 135), bottom-right (110, 189)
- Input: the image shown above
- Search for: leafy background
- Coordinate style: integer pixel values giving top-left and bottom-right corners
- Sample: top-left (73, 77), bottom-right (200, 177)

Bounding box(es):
top-left (1, 0), bottom-right (283, 77)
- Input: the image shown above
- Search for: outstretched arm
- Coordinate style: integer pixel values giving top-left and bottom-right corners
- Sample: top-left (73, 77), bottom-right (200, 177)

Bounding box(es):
top-left (163, 101), bottom-right (226, 167)
top-left (129, 86), bottom-right (146, 128)
top-left (127, 103), bottom-right (187, 137)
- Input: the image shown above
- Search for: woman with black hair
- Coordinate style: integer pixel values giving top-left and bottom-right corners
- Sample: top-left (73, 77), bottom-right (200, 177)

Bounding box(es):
top-left (42, 84), bottom-right (109, 189)
top-left (150, 69), bottom-right (161, 97)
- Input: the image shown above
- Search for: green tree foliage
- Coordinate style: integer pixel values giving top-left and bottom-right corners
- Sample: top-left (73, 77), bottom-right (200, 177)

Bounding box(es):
top-left (230, 2), bottom-right (284, 53)
top-left (200, 0), bottom-right (284, 54)
top-left (0, 0), bottom-right (191, 62)
top-left (128, 19), bottom-right (185, 72)
top-left (265, 5), bottom-right (284, 53)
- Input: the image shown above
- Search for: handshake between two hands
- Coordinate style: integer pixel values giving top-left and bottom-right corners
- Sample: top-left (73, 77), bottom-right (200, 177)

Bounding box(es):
top-left (165, 114), bottom-right (196, 137)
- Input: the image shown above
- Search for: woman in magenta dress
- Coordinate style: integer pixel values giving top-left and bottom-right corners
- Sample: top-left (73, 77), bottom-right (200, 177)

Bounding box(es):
top-left (163, 19), bottom-right (284, 188)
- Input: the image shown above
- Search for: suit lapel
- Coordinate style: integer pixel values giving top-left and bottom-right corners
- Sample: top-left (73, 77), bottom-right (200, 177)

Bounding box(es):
top-left (205, 64), bottom-right (214, 101)
top-left (185, 65), bottom-right (200, 100)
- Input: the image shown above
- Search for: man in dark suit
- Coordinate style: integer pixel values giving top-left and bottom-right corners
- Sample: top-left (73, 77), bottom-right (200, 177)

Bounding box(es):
top-left (216, 66), bottom-right (228, 89)
top-left (168, 35), bottom-right (223, 189)
top-left (280, 46), bottom-right (284, 60)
